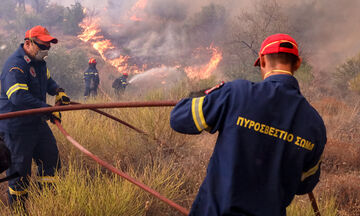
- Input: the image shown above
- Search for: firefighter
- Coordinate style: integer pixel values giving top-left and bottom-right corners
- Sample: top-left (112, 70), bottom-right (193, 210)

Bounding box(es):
top-left (84, 58), bottom-right (100, 99)
top-left (170, 34), bottom-right (326, 215)
top-left (112, 72), bottom-right (129, 96)
top-left (0, 25), bottom-right (70, 206)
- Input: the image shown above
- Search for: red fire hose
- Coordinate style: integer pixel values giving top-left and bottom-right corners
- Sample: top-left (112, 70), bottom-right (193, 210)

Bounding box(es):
top-left (0, 101), bottom-right (321, 215)
top-left (0, 101), bottom-right (178, 120)
top-left (54, 120), bottom-right (189, 215)
top-left (308, 192), bottom-right (321, 216)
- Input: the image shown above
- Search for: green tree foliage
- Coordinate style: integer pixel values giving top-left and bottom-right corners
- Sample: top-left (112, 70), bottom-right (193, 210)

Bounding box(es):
top-left (46, 46), bottom-right (88, 98)
top-left (333, 53), bottom-right (360, 92)
top-left (63, 2), bottom-right (85, 35)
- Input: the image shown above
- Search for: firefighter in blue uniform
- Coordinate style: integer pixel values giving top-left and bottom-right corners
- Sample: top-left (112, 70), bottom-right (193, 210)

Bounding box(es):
top-left (0, 25), bottom-right (70, 206)
top-left (84, 58), bottom-right (99, 99)
top-left (112, 72), bottom-right (129, 96)
top-left (170, 34), bottom-right (327, 216)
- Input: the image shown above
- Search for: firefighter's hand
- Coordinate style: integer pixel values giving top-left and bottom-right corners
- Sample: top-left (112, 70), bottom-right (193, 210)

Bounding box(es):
top-left (55, 88), bottom-right (70, 105)
top-left (50, 112), bottom-right (61, 124)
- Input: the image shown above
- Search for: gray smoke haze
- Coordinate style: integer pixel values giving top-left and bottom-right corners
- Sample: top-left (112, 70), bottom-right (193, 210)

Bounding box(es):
top-left (284, 0), bottom-right (360, 71)
top-left (52, 0), bottom-right (360, 75)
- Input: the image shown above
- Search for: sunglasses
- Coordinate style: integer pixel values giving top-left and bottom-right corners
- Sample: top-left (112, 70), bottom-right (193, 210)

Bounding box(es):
top-left (31, 40), bottom-right (50, 50)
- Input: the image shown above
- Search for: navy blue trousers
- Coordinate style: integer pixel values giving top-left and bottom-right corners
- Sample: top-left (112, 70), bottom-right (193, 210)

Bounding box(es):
top-left (3, 122), bottom-right (60, 203)
top-left (84, 78), bottom-right (98, 97)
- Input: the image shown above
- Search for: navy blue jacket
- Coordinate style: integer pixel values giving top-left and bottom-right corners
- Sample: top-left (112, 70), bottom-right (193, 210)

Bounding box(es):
top-left (112, 76), bottom-right (128, 90)
top-left (170, 75), bottom-right (326, 216)
top-left (0, 44), bottom-right (58, 134)
top-left (84, 64), bottom-right (99, 83)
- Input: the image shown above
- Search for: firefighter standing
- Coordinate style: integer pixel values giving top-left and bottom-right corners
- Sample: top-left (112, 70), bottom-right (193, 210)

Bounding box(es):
top-left (84, 58), bottom-right (99, 99)
top-left (0, 26), bottom-right (70, 206)
top-left (112, 72), bottom-right (129, 96)
top-left (170, 34), bottom-right (327, 215)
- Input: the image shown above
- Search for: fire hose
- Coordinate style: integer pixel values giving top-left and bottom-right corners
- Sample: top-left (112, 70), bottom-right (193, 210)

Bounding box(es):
top-left (0, 101), bottom-right (321, 215)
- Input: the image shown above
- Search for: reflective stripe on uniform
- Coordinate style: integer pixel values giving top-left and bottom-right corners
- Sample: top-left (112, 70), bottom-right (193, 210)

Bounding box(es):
top-left (301, 159), bottom-right (321, 181)
top-left (9, 67), bottom-right (24, 73)
top-left (47, 68), bottom-right (51, 79)
top-left (38, 176), bottom-right (56, 184)
top-left (191, 96), bottom-right (209, 131)
top-left (9, 187), bottom-right (28, 196)
top-left (6, 83), bottom-right (29, 99)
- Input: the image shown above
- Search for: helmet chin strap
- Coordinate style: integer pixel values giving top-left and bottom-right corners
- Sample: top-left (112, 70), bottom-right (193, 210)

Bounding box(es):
top-left (264, 69), bottom-right (293, 79)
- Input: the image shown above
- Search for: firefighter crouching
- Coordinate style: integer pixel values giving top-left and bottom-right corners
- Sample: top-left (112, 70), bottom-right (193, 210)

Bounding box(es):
top-left (112, 72), bottom-right (129, 96)
top-left (170, 34), bottom-right (327, 215)
top-left (84, 58), bottom-right (100, 99)
top-left (0, 25), bottom-right (70, 207)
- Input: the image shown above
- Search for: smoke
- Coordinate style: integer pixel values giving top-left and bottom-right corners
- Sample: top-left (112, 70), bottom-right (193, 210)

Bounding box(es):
top-left (284, 0), bottom-right (360, 71)
top-left (52, 0), bottom-right (360, 75)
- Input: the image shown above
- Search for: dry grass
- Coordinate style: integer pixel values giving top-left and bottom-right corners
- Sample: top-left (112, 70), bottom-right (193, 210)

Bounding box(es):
top-left (1, 83), bottom-right (358, 215)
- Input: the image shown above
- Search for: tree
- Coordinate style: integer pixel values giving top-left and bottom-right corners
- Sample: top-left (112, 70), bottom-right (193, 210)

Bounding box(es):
top-left (30, 0), bottom-right (49, 14)
top-left (63, 2), bottom-right (85, 35)
top-left (41, 3), bottom-right (65, 30)
top-left (223, 0), bottom-right (301, 81)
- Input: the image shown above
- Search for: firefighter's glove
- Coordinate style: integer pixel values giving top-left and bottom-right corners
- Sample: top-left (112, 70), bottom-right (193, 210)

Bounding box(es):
top-left (55, 88), bottom-right (70, 105)
top-left (50, 112), bottom-right (61, 124)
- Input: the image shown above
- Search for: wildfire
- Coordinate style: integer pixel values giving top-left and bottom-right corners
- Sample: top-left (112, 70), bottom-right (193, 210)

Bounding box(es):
top-left (131, 0), bottom-right (148, 11)
top-left (129, 0), bottom-right (148, 21)
top-left (78, 17), bottom-right (136, 74)
top-left (185, 45), bottom-right (223, 80)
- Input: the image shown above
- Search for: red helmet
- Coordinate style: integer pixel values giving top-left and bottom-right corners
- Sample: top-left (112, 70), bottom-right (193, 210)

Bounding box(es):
top-left (122, 72), bottom-right (128, 76)
top-left (89, 58), bottom-right (96, 64)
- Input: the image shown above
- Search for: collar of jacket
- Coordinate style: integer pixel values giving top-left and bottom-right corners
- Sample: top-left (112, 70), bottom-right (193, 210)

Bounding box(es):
top-left (17, 44), bottom-right (32, 64)
top-left (263, 74), bottom-right (300, 90)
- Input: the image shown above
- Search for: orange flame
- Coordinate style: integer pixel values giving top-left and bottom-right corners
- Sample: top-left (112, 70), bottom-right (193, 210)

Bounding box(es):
top-left (131, 0), bottom-right (148, 11)
top-left (129, 0), bottom-right (148, 21)
top-left (185, 45), bottom-right (223, 80)
top-left (78, 17), bottom-right (137, 74)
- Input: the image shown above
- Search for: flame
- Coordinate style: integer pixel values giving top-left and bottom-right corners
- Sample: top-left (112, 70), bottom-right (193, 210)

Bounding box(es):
top-left (78, 16), bottom-right (138, 74)
top-left (128, 0), bottom-right (148, 21)
top-left (131, 0), bottom-right (148, 11)
top-left (185, 45), bottom-right (223, 80)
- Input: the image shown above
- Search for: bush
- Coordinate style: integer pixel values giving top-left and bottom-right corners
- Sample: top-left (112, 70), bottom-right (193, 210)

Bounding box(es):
top-left (13, 11), bottom-right (43, 34)
top-left (295, 60), bottom-right (314, 84)
top-left (349, 73), bottom-right (360, 94)
top-left (333, 53), bottom-right (360, 92)
top-left (40, 3), bottom-right (65, 28)
top-left (46, 45), bottom-right (88, 98)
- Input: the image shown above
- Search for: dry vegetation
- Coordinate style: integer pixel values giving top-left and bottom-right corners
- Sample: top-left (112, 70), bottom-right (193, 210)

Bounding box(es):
top-left (0, 81), bottom-right (358, 215)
